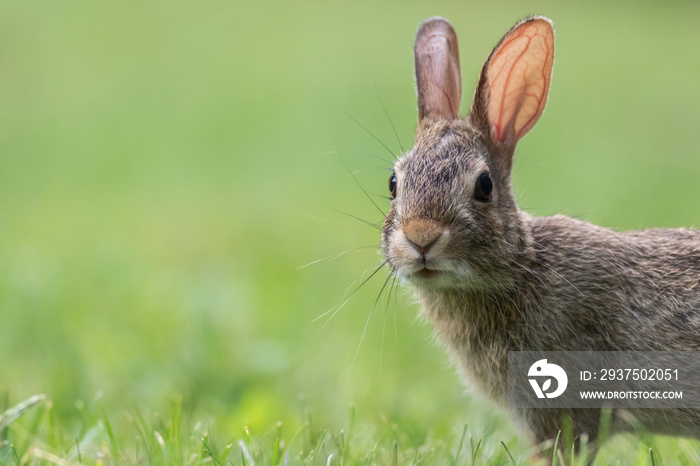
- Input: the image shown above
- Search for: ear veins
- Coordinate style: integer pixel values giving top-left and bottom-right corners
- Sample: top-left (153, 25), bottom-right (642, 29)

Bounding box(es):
top-left (419, 34), bottom-right (459, 117)
top-left (487, 19), bottom-right (554, 143)
top-left (435, 73), bottom-right (457, 118)
top-left (514, 27), bottom-right (553, 140)
top-left (414, 18), bottom-right (462, 123)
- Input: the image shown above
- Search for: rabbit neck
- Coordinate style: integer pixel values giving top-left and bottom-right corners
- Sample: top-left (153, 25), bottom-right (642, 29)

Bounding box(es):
top-left (414, 209), bottom-right (536, 401)
top-left (417, 286), bottom-right (524, 401)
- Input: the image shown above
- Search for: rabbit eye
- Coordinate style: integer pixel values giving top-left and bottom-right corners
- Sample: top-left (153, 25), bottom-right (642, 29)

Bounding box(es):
top-left (474, 172), bottom-right (492, 202)
top-left (389, 172), bottom-right (397, 198)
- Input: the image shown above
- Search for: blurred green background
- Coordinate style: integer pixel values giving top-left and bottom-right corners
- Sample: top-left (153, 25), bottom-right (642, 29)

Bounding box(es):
top-left (1, 0), bottom-right (700, 458)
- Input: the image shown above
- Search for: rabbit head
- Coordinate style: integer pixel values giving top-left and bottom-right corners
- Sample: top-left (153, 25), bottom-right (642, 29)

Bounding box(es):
top-left (381, 17), bottom-right (554, 291)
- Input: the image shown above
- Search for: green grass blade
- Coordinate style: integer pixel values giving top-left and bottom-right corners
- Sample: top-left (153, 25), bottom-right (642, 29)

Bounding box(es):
top-left (501, 441), bottom-right (517, 465)
top-left (102, 409), bottom-right (120, 462)
top-left (551, 430), bottom-right (561, 466)
top-left (0, 395), bottom-right (46, 432)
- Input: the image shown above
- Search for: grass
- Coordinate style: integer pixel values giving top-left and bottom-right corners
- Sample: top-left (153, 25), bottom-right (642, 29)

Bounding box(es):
top-left (3, 395), bottom-right (700, 465)
top-left (2, 0), bottom-right (700, 464)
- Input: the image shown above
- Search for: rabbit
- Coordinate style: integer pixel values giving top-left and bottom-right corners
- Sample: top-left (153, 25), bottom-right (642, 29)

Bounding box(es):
top-left (380, 15), bottom-right (700, 458)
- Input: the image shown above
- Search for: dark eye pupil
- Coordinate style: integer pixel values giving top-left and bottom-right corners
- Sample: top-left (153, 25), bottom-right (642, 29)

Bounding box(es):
top-left (389, 173), bottom-right (397, 198)
top-left (474, 172), bottom-right (492, 202)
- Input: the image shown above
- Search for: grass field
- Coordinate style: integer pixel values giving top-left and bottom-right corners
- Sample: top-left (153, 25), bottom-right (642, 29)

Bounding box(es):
top-left (2, 1), bottom-right (700, 464)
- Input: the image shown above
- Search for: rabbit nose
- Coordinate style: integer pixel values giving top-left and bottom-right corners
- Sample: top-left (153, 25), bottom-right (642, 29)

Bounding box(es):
top-left (402, 219), bottom-right (445, 256)
top-left (406, 236), bottom-right (439, 256)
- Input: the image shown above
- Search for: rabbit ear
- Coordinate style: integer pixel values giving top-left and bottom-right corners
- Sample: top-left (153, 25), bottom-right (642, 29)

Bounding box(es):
top-left (469, 17), bottom-right (554, 169)
top-left (414, 17), bottom-right (462, 123)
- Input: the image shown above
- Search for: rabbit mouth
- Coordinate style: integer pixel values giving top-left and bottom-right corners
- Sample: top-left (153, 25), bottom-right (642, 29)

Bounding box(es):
top-left (403, 265), bottom-right (464, 290)
top-left (398, 260), bottom-right (480, 289)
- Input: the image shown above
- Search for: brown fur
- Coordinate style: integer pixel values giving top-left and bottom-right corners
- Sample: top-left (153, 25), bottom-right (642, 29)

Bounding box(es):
top-left (380, 16), bottom-right (700, 456)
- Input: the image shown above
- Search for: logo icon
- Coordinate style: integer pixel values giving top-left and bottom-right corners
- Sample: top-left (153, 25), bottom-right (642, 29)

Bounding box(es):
top-left (528, 359), bottom-right (568, 398)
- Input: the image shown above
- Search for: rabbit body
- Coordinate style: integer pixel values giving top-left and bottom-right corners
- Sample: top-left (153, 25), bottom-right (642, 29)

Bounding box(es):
top-left (419, 197), bottom-right (700, 442)
top-left (381, 17), bottom-right (700, 447)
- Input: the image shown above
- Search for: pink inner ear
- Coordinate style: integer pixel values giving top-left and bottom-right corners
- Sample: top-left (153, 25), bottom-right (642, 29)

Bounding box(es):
top-left (487, 19), bottom-right (554, 143)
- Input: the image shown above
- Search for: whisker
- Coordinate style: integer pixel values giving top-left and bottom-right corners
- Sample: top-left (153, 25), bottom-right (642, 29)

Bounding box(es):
top-left (341, 277), bottom-right (360, 299)
top-left (339, 108), bottom-right (398, 160)
top-left (512, 262), bottom-right (549, 289)
top-left (315, 202), bottom-right (382, 231)
top-left (297, 245), bottom-right (380, 270)
top-left (345, 166), bottom-right (394, 175)
top-left (380, 302), bottom-right (387, 376)
top-left (390, 274), bottom-right (401, 343)
top-left (500, 238), bottom-right (584, 296)
top-left (380, 272), bottom-right (396, 376)
top-left (339, 155), bottom-right (386, 217)
top-left (312, 301), bottom-right (344, 324)
top-left (536, 261), bottom-right (585, 296)
top-left (316, 261), bottom-right (387, 331)
top-left (315, 296), bottom-right (351, 333)
top-left (312, 279), bottom-right (357, 324)
top-left (356, 151), bottom-right (395, 166)
top-left (375, 83), bottom-right (405, 154)
top-left (349, 271), bottom-right (392, 377)
top-left (385, 272), bottom-right (395, 308)
top-left (311, 150), bottom-right (345, 157)
top-left (348, 261), bottom-right (387, 298)
top-left (313, 277), bottom-right (366, 330)
top-left (313, 149), bottom-right (394, 166)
